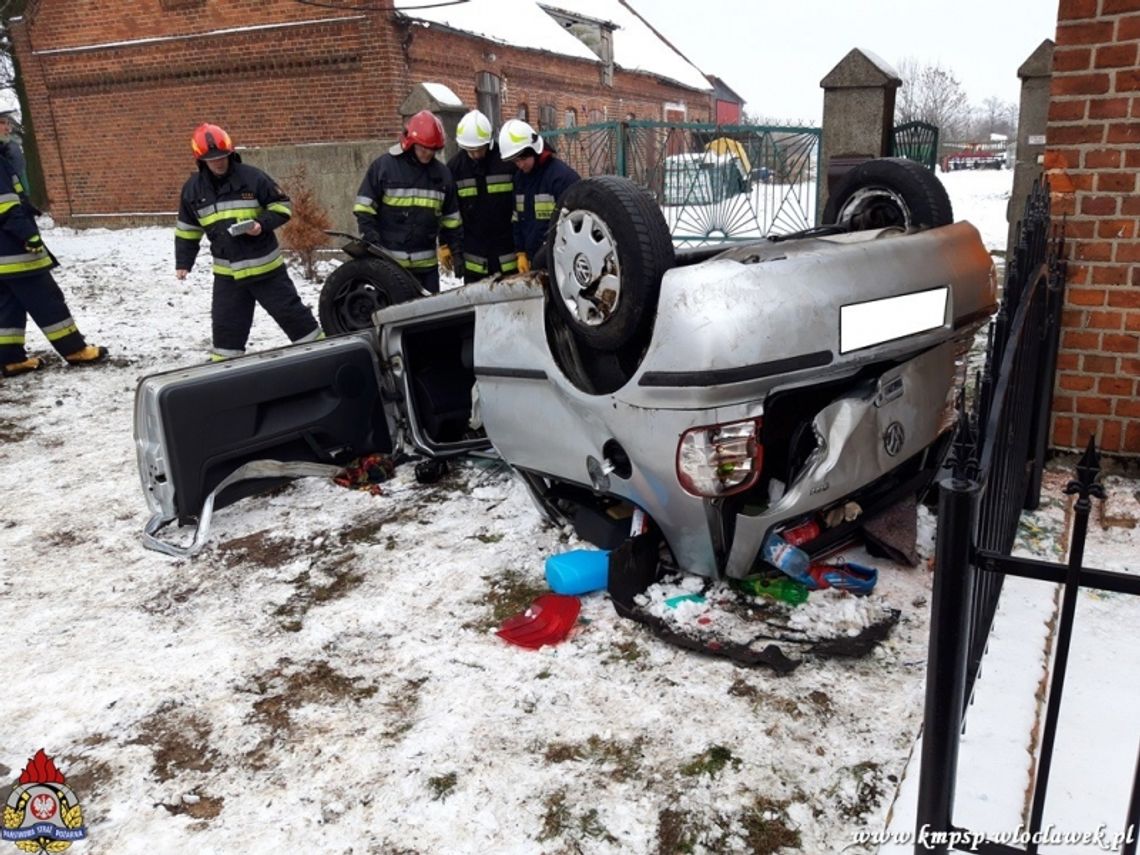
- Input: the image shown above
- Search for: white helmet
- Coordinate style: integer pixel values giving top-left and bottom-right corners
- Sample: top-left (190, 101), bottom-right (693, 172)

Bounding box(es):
top-left (498, 118), bottom-right (544, 160)
top-left (456, 109), bottom-right (494, 150)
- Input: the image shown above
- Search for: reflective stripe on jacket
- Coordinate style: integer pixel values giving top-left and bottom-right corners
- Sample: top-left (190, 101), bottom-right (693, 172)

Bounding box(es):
top-left (175, 155), bottom-right (292, 282)
top-left (353, 148), bottom-right (462, 271)
top-left (0, 153), bottom-right (55, 280)
top-left (446, 146), bottom-right (515, 267)
top-left (512, 150), bottom-right (581, 259)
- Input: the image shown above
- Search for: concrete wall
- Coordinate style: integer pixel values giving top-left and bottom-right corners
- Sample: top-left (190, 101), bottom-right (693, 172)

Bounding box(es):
top-left (241, 142), bottom-right (389, 240)
top-left (1008, 40), bottom-right (1055, 255)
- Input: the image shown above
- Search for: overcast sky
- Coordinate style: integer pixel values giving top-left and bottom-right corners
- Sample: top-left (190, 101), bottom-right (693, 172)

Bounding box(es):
top-left (646, 0), bottom-right (1060, 123)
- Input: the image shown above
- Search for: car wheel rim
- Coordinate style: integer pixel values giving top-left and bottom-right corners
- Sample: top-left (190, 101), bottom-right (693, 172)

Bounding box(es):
top-left (339, 280), bottom-right (388, 329)
top-left (551, 209), bottom-right (621, 327)
top-left (836, 186), bottom-right (911, 230)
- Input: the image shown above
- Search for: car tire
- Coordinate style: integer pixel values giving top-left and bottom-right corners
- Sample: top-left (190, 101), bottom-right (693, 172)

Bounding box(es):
top-left (823, 157), bottom-right (953, 231)
top-left (318, 257), bottom-right (424, 335)
top-left (544, 176), bottom-right (674, 352)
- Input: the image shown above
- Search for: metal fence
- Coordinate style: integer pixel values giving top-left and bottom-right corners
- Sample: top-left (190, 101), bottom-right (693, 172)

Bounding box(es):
top-left (891, 120), bottom-right (940, 170)
top-left (543, 120), bottom-right (821, 245)
top-left (913, 181), bottom-right (1140, 854)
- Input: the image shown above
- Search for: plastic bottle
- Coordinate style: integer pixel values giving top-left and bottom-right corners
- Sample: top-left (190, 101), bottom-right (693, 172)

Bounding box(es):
top-left (761, 531), bottom-right (812, 585)
top-left (545, 549), bottom-right (610, 596)
top-left (733, 575), bottom-right (810, 605)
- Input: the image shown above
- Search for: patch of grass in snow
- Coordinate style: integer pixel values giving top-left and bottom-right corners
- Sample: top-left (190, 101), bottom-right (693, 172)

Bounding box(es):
top-left (602, 637), bottom-right (647, 665)
top-left (825, 760), bottom-right (885, 820)
top-left (215, 528), bottom-right (305, 568)
top-left (129, 704), bottom-right (219, 783)
top-left (427, 771), bottom-right (457, 800)
top-left (656, 795), bottom-right (800, 854)
top-left (740, 796), bottom-right (802, 853)
top-left (243, 659), bottom-right (380, 768)
top-left (679, 744), bottom-right (741, 778)
top-left (538, 790), bottom-right (618, 845)
top-left (542, 735), bottom-right (646, 783)
top-left (468, 568), bottom-right (549, 631)
top-left (273, 556), bottom-right (364, 632)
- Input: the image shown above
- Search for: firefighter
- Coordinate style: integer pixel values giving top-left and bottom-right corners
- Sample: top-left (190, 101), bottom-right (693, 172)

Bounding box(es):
top-left (353, 110), bottom-right (463, 294)
top-left (497, 118), bottom-right (581, 272)
top-left (445, 109), bottom-right (516, 283)
top-left (175, 123), bottom-right (321, 361)
top-left (0, 146), bottom-right (107, 377)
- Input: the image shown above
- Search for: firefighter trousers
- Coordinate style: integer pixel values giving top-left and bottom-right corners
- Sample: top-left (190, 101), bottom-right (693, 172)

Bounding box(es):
top-left (0, 271), bottom-right (87, 364)
top-left (210, 267), bottom-right (320, 358)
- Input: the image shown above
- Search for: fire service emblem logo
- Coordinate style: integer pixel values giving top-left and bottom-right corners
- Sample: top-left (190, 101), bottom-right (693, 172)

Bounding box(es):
top-left (2, 750), bottom-right (87, 853)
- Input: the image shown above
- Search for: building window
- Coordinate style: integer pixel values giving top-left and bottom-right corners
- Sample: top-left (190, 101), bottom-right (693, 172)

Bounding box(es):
top-left (517, 103), bottom-right (529, 122)
top-left (476, 72), bottom-right (502, 130)
top-left (539, 104), bottom-right (557, 130)
top-left (588, 108), bottom-right (604, 125)
top-left (564, 108), bottom-right (577, 128)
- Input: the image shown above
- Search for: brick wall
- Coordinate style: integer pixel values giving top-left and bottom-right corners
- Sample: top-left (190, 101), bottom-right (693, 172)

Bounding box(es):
top-left (402, 25), bottom-right (709, 124)
top-left (11, 1), bottom-right (711, 224)
top-left (1046, 0), bottom-right (1140, 455)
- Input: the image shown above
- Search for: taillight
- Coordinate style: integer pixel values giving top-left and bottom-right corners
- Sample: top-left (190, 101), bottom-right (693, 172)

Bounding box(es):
top-left (676, 418), bottom-right (763, 497)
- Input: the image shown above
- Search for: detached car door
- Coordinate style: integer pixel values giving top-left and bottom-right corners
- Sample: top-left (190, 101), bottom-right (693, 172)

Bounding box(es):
top-left (134, 334), bottom-right (393, 552)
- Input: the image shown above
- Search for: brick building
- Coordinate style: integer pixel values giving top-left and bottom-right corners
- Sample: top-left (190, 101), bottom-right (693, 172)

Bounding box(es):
top-left (9, 0), bottom-right (717, 224)
top-left (1045, 0), bottom-right (1140, 455)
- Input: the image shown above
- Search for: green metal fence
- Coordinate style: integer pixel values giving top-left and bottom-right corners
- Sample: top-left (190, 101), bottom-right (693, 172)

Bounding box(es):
top-left (543, 120), bottom-right (821, 245)
top-left (890, 120), bottom-right (940, 170)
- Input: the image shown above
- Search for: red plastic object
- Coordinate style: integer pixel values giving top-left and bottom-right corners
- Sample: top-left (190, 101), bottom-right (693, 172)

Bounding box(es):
top-left (783, 518), bottom-right (821, 547)
top-left (496, 594), bottom-right (581, 649)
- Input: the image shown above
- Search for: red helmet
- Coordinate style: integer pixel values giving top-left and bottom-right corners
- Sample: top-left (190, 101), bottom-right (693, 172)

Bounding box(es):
top-left (191, 123), bottom-right (235, 161)
top-left (401, 110), bottom-right (445, 152)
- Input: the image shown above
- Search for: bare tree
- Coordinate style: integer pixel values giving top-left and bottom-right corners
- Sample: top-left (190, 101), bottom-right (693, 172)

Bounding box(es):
top-left (0, 0), bottom-right (29, 107)
top-left (894, 57), bottom-right (973, 140)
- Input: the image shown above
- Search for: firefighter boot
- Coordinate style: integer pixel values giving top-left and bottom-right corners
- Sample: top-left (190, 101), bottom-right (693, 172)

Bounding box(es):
top-left (64, 345), bottom-right (109, 366)
top-left (1, 356), bottom-right (44, 377)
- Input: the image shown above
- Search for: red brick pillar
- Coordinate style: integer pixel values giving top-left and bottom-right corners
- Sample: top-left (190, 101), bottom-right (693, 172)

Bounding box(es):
top-left (1045, 1), bottom-right (1140, 455)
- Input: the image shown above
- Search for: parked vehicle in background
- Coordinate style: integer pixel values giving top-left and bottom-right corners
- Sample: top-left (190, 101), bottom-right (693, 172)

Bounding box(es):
top-left (136, 160), bottom-right (997, 584)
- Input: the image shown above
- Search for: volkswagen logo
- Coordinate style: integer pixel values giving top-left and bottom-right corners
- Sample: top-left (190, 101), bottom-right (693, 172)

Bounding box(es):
top-left (883, 421), bottom-right (905, 457)
top-left (572, 253), bottom-right (593, 285)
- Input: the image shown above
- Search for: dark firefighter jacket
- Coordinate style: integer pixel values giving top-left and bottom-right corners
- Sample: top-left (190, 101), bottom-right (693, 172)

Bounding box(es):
top-left (0, 151), bottom-right (55, 281)
top-left (353, 147), bottom-right (462, 273)
top-left (175, 154), bottom-right (292, 282)
top-left (512, 150), bottom-right (581, 260)
top-left (446, 146), bottom-right (516, 276)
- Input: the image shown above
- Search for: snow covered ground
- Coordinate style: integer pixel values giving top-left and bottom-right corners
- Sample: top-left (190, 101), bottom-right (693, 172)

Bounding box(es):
top-left (1, 169), bottom-right (1136, 854)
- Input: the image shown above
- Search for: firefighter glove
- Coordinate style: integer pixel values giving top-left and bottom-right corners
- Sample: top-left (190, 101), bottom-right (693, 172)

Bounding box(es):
top-left (25, 235), bottom-right (44, 254)
top-left (437, 244), bottom-right (453, 273)
top-left (516, 252), bottom-right (530, 274)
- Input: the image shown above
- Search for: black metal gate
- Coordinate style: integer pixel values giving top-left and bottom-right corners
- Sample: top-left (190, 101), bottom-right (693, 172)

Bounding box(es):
top-left (543, 120), bottom-right (821, 244)
top-left (892, 120), bottom-right (940, 170)
top-left (913, 181), bottom-right (1140, 854)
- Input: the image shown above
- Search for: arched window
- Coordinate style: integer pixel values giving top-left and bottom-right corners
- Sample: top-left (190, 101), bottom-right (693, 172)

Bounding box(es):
top-left (516, 103), bottom-right (529, 121)
top-left (539, 104), bottom-right (557, 130)
top-left (564, 107), bottom-right (577, 128)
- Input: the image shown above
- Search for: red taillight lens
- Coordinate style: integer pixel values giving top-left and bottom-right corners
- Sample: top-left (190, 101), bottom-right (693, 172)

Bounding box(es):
top-left (676, 418), bottom-right (763, 498)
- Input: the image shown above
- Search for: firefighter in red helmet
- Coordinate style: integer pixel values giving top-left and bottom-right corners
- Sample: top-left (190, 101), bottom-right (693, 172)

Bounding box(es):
top-left (175, 122), bottom-right (322, 361)
top-left (353, 110), bottom-right (463, 293)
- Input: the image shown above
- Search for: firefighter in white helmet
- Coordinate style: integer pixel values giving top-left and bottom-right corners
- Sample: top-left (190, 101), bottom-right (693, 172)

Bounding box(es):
top-left (497, 118), bottom-right (580, 272)
top-left (444, 110), bottom-right (517, 282)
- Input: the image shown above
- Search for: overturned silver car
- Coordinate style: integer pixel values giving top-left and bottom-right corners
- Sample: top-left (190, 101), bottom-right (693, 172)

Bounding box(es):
top-left (136, 159), bottom-right (996, 581)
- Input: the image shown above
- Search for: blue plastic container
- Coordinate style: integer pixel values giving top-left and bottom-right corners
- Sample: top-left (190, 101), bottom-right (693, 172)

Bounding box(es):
top-left (545, 549), bottom-right (611, 596)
